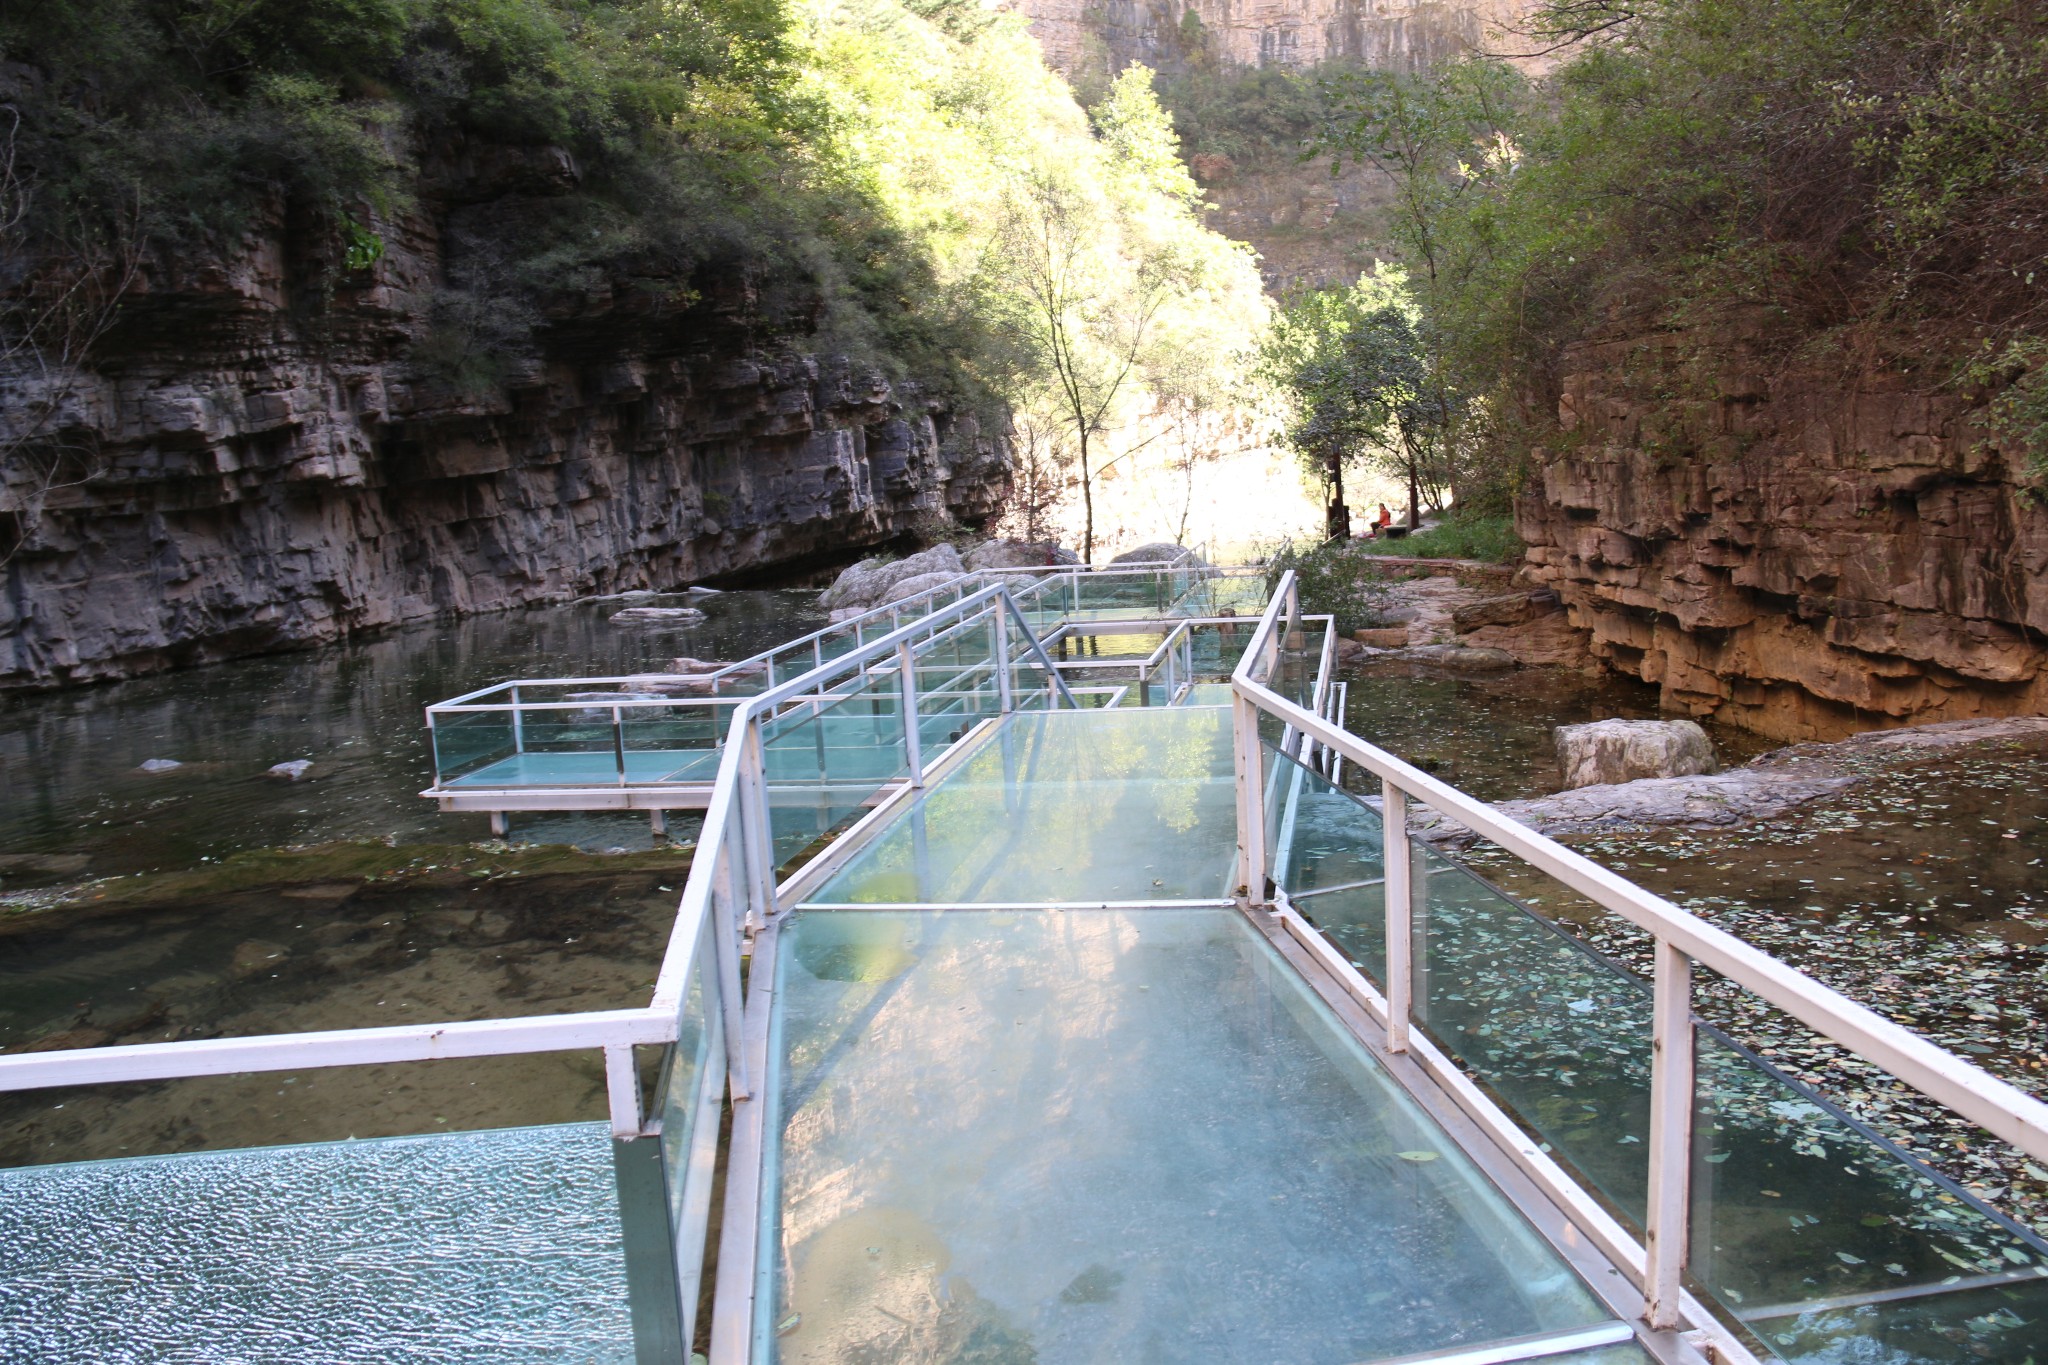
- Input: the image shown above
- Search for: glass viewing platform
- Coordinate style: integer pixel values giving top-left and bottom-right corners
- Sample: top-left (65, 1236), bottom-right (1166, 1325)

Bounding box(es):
top-left (4, 559), bottom-right (2046, 1365)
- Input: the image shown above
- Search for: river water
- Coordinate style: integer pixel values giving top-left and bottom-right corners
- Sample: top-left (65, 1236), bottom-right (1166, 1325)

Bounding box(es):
top-left (4, 602), bottom-right (2044, 1220)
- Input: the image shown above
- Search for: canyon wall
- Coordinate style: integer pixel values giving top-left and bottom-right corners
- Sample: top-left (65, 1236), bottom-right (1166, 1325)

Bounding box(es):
top-left (1011, 0), bottom-right (1530, 77)
top-left (0, 154), bottom-right (1006, 689)
top-left (1518, 316), bottom-right (2048, 741)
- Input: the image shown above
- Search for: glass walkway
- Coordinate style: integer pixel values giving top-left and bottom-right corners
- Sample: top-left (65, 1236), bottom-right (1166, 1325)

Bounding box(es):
top-left (3, 563), bottom-right (2046, 1365)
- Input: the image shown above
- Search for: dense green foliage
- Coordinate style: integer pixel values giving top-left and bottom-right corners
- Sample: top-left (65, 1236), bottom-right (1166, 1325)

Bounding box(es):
top-left (1316, 0), bottom-right (2048, 486)
top-left (1264, 537), bottom-right (1395, 633)
top-left (1258, 270), bottom-right (1443, 535)
top-left (0, 0), bottom-right (1263, 429)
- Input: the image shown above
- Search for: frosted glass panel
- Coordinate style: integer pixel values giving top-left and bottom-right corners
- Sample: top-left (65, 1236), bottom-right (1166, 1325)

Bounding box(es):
top-left (0, 1123), bottom-right (631, 1364)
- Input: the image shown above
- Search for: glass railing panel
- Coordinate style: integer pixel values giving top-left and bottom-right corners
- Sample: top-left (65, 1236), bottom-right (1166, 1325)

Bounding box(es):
top-left (760, 667), bottom-right (909, 866)
top-left (1687, 1010), bottom-right (2048, 1363)
top-left (430, 709), bottom-right (517, 783)
top-left (805, 708), bottom-right (1238, 904)
top-left (620, 702), bottom-right (729, 785)
top-left (1407, 850), bottom-right (1659, 1222)
top-left (656, 905), bottom-right (726, 1344)
top-left (1262, 743), bottom-right (1387, 899)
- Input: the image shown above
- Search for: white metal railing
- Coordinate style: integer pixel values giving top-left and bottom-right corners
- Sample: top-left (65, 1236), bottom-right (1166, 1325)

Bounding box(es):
top-left (1230, 571), bottom-right (2048, 1343)
top-left (422, 560), bottom-right (1246, 791)
top-left (0, 581), bottom-right (1077, 1359)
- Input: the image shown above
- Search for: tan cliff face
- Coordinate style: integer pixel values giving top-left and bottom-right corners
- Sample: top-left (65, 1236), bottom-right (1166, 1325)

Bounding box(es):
top-left (1008, 0), bottom-right (1536, 78)
top-left (1516, 317), bottom-right (2048, 742)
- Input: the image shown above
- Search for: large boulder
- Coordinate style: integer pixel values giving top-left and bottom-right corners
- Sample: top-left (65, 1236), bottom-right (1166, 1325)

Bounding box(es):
top-left (819, 544), bottom-right (965, 613)
top-left (965, 539), bottom-right (1079, 570)
top-left (1108, 542), bottom-right (1201, 566)
top-left (881, 570), bottom-right (961, 606)
top-left (1555, 719), bottom-right (1715, 790)
top-left (1451, 591), bottom-right (1559, 634)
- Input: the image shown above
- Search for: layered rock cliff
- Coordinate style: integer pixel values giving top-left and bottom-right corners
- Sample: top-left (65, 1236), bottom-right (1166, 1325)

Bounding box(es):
top-left (0, 163), bottom-right (1006, 689)
top-left (1518, 317), bottom-right (2048, 741)
top-left (1011, 0), bottom-right (1529, 76)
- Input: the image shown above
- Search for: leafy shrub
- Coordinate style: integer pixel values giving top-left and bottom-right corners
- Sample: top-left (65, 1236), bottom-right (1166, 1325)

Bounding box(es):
top-left (1356, 512), bottom-right (1522, 565)
top-left (1266, 538), bottom-right (1397, 634)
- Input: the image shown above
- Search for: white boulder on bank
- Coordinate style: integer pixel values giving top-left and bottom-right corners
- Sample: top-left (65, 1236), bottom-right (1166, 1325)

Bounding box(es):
top-left (1107, 542), bottom-right (1201, 567)
top-left (966, 539), bottom-right (1079, 570)
top-left (609, 606), bottom-right (708, 625)
top-left (819, 545), bottom-right (965, 616)
top-left (1555, 719), bottom-right (1715, 790)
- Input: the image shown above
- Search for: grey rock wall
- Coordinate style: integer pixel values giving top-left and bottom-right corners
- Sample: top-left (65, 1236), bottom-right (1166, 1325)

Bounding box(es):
top-left (0, 171), bottom-right (1007, 688)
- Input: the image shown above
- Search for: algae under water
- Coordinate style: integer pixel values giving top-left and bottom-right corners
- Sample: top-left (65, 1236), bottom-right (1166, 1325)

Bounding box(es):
top-left (0, 590), bottom-right (822, 1162)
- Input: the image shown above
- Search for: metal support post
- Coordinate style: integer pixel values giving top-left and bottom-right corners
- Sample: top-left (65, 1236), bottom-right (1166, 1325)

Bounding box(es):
top-left (612, 706), bottom-right (628, 785)
top-left (510, 685), bottom-right (525, 755)
top-left (1383, 781), bottom-right (1413, 1054)
top-left (995, 608), bottom-right (1014, 713)
top-left (1232, 691), bottom-right (1268, 903)
top-left (711, 836), bottom-right (752, 1101)
top-left (604, 1042), bottom-right (646, 1139)
top-left (610, 1131), bottom-right (688, 1365)
top-left (898, 640), bottom-right (925, 786)
top-left (738, 726), bottom-right (777, 922)
top-left (1645, 939), bottom-right (1696, 1330)
top-left (489, 810), bottom-right (509, 838)
top-left (649, 809), bottom-right (667, 840)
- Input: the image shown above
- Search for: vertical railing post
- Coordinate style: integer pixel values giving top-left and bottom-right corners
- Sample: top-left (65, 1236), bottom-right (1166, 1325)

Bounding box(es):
top-left (1383, 781), bottom-right (1413, 1053)
top-left (1232, 690), bottom-right (1268, 903)
top-left (612, 705), bottom-right (627, 785)
top-left (994, 604), bottom-right (1014, 713)
top-left (738, 723), bottom-right (777, 921)
top-left (898, 640), bottom-right (924, 786)
top-left (711, 830), bottom-right (751, 1102)
top-left (510, 686), bottom-right (525, 755)
top-left (1645, 938), bottom-right (1696, 1330)
top-left (603, 1042), bottom-right (645, 1139)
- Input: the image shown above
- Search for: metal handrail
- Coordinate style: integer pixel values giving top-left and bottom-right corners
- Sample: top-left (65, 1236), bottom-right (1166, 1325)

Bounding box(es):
top-left (0, 585), bottom-right (1074, 1120)
top-left (1229, 570), bottom-right (2048, 1337)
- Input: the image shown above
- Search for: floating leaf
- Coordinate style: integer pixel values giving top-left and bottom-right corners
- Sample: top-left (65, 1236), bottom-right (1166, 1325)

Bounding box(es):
top-left (1837, 1252), bottom-right (1865, 1265)
top-left (1396, 1150), bottom-right (1439, 1163)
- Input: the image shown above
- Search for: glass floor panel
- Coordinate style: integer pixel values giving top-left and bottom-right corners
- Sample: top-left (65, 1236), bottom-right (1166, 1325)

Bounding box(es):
top-left (805, 708), bottom-right (1238, 904)
top-left (0, 1122), bottom-right (631, 1364)
top-left (757, 908), bottom-right (1616, 1363)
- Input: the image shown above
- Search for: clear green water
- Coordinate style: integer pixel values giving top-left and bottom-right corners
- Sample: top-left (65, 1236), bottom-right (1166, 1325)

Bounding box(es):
top-left (0, 590), bottom-right (825, 877)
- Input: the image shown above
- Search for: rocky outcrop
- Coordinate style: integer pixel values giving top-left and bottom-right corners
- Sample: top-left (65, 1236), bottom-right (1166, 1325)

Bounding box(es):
top-left (1517, 316), bottom-right (2048, 740)
top-left (1009, 0), bottom-right (1531, 78)
top-left (1554, 718), bottom-right (1714, 789)
top-left (0, 169), bottom-right (1007, 689)
top-left (1423, 716), bottom-right (2048, 843)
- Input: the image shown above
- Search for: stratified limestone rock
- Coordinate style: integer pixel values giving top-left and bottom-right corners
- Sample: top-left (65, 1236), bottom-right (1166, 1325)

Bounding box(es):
top-left (1554, 719), bottom-right (1716, 790)
top-left (0, 155), bottom-right (1008, 690)
top-left (1517, 314), bottom-right (2048, 740)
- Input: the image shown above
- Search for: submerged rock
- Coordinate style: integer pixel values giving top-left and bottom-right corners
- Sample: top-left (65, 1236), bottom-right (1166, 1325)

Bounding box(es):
top-left (609, 606), bottom-right (708, 625)
top-left (264, 760), bottom-right (314, 781)
top-left (1555, 718), bottom-right (1715, 789)
top-left (136, 759), bottom-right (183, 773)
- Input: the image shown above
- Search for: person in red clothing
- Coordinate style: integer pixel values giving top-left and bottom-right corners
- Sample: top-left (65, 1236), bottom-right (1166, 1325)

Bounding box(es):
top-left (1375, 503), bottom-right (1393, 535)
